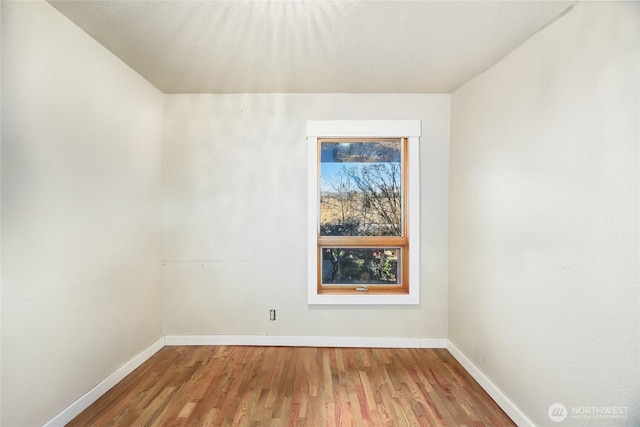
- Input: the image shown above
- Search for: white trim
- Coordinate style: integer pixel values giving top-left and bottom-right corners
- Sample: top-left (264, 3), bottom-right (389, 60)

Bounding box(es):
top-left (42, 337), bottom-right (165, 427)
top-left (446, 340), bottom-right (534, 427)
top-left (307, 135), bottom-right (320, 304)
top-left (407, 135), bottom-right (420, 302)
top-left (306, 120), bottom-right (421, 138)
top-left (307, 120), bottom-right (421, 305)
top-left (166, 335), bottom-right (447, 349)
top-left (306, 293), bottom-right (419, 305)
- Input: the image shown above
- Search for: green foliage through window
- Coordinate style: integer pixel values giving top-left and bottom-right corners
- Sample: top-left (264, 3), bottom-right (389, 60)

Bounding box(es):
top-left (321, 248), bottom-right (399, 285)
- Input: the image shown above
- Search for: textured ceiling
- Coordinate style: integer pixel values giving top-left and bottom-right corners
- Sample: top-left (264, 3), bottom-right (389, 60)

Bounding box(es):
top-left (48, 0), bottom-right (573, 94)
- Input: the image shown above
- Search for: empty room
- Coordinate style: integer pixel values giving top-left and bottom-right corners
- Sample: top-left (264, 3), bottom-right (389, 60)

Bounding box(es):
top-left (1, 1), bottom-right (638, 426)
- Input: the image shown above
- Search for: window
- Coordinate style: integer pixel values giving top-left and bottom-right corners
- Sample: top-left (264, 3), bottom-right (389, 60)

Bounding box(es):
top-left (318, 138), bottom-right (407, 291)
top-left (307, 121), bottom-right (421, 305)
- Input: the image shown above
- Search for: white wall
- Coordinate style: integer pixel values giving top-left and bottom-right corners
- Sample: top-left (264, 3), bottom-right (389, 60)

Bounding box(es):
top-left (0, 3), bottom-right (3, 424)
top-left (163, 94), bottom-right (450, 339)
top-left (1, 2), bottom-right (165, 426)
top-left (449, 3), bottom-right (639, 426)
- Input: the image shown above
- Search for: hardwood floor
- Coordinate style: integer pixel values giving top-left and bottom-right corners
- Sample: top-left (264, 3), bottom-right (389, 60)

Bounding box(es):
top-left (67, 346), bottom-right (515, 426)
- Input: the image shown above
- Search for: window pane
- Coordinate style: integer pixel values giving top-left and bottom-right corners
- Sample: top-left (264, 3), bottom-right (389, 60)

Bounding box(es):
top-left (320, 140), bottom-right (402, 237)
top-left (321, 247), bottom-right (401, 286)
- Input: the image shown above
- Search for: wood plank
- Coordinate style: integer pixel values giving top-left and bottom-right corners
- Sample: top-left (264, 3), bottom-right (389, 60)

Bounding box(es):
top-left (66, 346), bottom-right (516, 427)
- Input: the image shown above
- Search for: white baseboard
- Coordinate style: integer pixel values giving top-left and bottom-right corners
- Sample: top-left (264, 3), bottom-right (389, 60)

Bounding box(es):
top-left (43, 337), bottom-right (165, 427)
top-left (446, 340), bottom-right (533, 427)
top-left (165, 334), bottom-right (447, 349)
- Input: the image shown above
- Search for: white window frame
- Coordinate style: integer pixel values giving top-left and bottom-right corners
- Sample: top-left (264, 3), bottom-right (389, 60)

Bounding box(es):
top-left (307, 120), bottom-right (421, 305)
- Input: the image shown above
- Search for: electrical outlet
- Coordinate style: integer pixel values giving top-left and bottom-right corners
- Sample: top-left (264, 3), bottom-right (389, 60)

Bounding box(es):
top-left (269, 309), bottom-right (276, 321)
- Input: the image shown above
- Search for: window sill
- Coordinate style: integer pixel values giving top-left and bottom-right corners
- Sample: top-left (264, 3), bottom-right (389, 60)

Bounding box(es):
top-left (308, 291), bottom-right (419, 305)
top-left (317, 288), bottom-right (409, 295)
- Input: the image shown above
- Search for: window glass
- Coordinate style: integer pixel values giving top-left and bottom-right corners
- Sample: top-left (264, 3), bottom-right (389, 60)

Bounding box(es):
top-left (319, 139), bottom-right (402, 237)
top-left (321, 247), bottom-right (401, 286)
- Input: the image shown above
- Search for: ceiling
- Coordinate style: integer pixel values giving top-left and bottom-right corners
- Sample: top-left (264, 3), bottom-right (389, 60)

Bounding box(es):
top-left (48, 0), bottom-right (573, 94)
